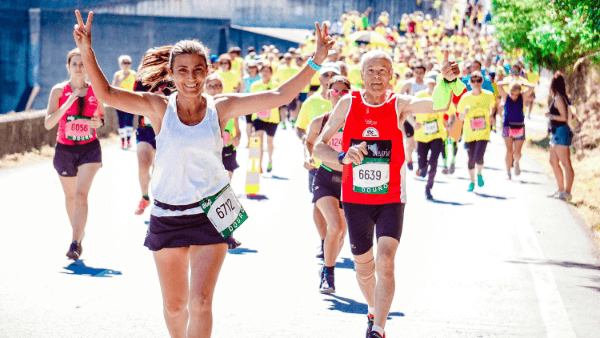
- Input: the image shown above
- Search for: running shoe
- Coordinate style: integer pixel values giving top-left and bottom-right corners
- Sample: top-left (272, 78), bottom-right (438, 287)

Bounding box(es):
top-left (319, 270), bottom-right (335, 294)
top-left (557, 191), bottom-right (573, 201)
top-left (66, 241), bottom-right (82, 261)
top-left (226, 236), bottom-right (242, 250)
top-left (416, 168), bottom-right (426, 178)
top-left (366, 313), bottom-right (375, 338)
top-left (425, 188), bottom-right (433, 200)
top-left (477, 174), bottom-right (485, 187)
top-left (135, 198), bottom-right (151, 215)
top-left (316, 244), bottom-right (324, 259)
top-left (514, 163), bottom-right (521, 176)
top-left (407, 161), bottom-right (413, 171)
top-left (121, 140), bottom-right (126, 149)
top-left (468, 182), bottom-right (475, 192)
top-left (267, 163), bottom-right (272, 173)
top-left (281, 122), bottom-right (287, 130)
top-left (548, 191), bottom-right (560, 198)
top-left (442, 166), bottom-right (449, 174)
top-left (369, 332), bottom-right (385, 338)
top-left (507, 172), bottom-right (512, 180)
top-left (127, 141), bottom-right (131, 149)
top-left (291, 120), bottom-right (296, 128)
top-left (449, 163), bottom-right (455, 174)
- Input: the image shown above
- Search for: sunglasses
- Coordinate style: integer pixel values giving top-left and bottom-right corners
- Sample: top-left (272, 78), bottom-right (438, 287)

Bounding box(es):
top-left (329, 89), bottom-right (349, 97)
top-left (122, 62), bottom-right (131, 65)
top-left (471, 78), bottom-right (483, 83)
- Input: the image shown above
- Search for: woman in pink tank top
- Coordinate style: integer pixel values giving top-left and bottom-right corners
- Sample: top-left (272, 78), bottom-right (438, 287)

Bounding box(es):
top-left (44, 48), bottom-right (105, 261)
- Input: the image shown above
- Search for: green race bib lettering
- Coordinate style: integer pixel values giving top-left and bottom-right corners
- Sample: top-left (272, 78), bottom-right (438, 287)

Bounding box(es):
top-left (350, 139), bottom-right (392, 195)
top-left (200, 184), bottom-right (248, 238)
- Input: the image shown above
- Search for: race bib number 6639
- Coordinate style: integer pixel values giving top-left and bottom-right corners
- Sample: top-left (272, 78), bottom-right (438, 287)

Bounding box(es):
top-left (200, 184), bottom-right (248, 238)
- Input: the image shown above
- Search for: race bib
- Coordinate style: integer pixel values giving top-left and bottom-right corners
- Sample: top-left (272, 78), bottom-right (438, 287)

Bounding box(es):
top-left (470, 116), bottom-right (486, 131)
top-left (200, 184), bottom-right (248, 239)
top-left (65, 116), bottom-right (93, 141)
top-left (423, 120), bottom-right (439, 135)
top-left (222, 131), bottom-right (231, 146)
top-left (256, 110), bottom-right (271, 119)
top-left (508, 127), bottom-right (525, 138)
top-left (328, 132), bottom-right (343, 152)
top-left (350, 139), bottom-right (392, 194)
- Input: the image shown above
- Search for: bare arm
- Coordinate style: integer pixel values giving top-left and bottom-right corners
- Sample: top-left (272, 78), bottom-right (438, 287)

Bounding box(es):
top-left (45, 85), bottom-right (77, 130)
top-left (214, 22), bottom-right (335, 124)
top-left (232, 117), bottom-right (241, 148)
top-left (399, 82), bottom-right (411, 95)
top-left (314, 96), bottom-right (350, 165)
top-left (495, 81), bottom-right (508, 99)
top-left (553, 96), bottom-right (568, 122)
top-left (398, 95), bottom-right (451, 122)
top-left (73, 11), bottom-right (165, 122)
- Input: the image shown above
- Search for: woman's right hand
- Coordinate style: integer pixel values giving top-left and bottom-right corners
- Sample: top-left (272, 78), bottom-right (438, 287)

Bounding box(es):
top-left (66, 88), bottom-right (81, 106)
top-left (73, 10), bottom-right (93, 50)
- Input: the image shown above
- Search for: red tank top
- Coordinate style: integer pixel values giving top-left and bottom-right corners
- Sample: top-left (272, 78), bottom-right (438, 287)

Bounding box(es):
top-left (56, 83), bottom-right (99, 145)
top-left (341, 91), bottom-right (405, 205)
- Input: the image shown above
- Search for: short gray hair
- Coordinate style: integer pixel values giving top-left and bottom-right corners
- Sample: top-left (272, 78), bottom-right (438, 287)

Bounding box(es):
top-left (360, 50), bottom-right (393, 73)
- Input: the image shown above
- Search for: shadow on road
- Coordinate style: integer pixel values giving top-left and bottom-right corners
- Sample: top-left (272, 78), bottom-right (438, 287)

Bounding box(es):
top-left (428, 198), bottom-right (472, 206)
top-left (475, 192), bottom-right (512, 200)
top-left (335, 257), bottom-right (355, 270)
top-left (62, 260), bottom-right (123, 278)
top-left (413, 177), bottom-right (448, 184)
top-left (483, 166), bottom-right (503, 171)
top-left (227, 247), bottom-right (258, 255)
top-left (516, 180), bottom-right (543, 185)
top-left (323, 294), bottom-right (404, 318)
top-left (263, 175), bottom-right (290, 181)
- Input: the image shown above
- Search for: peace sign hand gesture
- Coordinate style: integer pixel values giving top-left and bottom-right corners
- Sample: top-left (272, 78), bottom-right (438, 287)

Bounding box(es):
top-left (312, 22), bottom-right (336, 65)
top-left (73, 10), bottom-right (94, 50)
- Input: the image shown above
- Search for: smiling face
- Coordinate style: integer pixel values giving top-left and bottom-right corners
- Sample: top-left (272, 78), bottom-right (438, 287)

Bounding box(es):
top-left (361, 57), bottom-right (392, 97)
top-left (327, 81), bottom-right (351, 107)
top-left (168, 53), bottom-right (208, 97)
top-left (67, 55), bottom-right (86, 80)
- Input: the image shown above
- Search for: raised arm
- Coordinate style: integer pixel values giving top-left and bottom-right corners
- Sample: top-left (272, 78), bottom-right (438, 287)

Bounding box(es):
top-left (214, 22), bottom-right (335, 122)
top-left (73, 11), bottom-right (165, 119)
top-left (314, 96), bottom-right (352, 165)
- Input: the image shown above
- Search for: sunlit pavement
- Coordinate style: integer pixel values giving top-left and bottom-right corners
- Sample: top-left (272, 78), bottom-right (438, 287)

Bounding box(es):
top-left (1, 121), bottom-right (599, 338)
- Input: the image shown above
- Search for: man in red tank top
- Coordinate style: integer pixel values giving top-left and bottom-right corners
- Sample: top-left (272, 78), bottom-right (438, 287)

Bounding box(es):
top-left (314, 50), bottom-right (461, 338)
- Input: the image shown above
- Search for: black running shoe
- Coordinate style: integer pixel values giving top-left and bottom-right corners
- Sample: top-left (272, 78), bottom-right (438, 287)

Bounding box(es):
top-left (316, 244), bottom-right (324, 259)
top-left (407, 161), bottom-right (413, 171)
top-left (319, 271), bottom-right (335, 294)
top-left (66, 241), bottom-right (82, 261)
top-left (425, 188), bottom-right (433, 200)
top-left (365, 313), bottom-right (374, 338)
top-left (369, 332), bottom-right (384, 338)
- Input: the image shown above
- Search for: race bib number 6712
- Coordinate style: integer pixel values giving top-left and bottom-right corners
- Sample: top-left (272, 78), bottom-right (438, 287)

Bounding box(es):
top-left (200, 184), bottom-right (248, 238)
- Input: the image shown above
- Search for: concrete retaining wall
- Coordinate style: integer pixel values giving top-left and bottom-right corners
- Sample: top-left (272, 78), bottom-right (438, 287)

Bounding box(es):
top-left (0, 106), bottom-right (120, 158)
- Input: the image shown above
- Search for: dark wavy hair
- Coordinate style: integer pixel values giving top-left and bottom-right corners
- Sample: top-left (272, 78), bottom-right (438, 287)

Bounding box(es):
top-left (550, 71), bottom-right (568, 99)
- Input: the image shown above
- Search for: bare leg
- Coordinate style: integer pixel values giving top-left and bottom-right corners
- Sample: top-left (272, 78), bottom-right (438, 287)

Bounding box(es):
top-left (137, 142), bottom-right (155, 196)
top-left (555, 145), bottom-right (574, 194)
top-left (187, 244), bottom-right (228, 338)
top-left (549, 146), bottom-right (565, 191)
top-left (513, 139), bottom-right (524, 168)
top-left (317, 197), bottom-right (347, 267)
top-left (476, 163), bottom-right (484, 176)
top-left (503, 137), bottom-right (514, 175)
top-left (72, 163), bottom-right (101, 242)
top-left (58, 176), bottom-right (77, 227)
top-left (353, 248), bottom-right (376, 308)
top-left (373, 237), bottom-right (400, 329)
top-left (153, 247), bottom-right (190, 338)
top-left (266, 135), bottom-right (275, 166)
top-left (314, 204), bottom-right (327, 241)
top-left (469, 168), bottom-right (476, 183)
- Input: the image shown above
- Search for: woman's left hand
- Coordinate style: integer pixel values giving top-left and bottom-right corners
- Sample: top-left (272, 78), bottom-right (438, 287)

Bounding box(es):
top-left (313, 22), bottom-right (336, 65)
top-left (90, 112), bottom-right (103, 129)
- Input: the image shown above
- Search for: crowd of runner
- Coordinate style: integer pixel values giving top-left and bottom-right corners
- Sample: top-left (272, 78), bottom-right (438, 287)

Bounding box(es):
top-left (44, 3), bottom-right (578, 337)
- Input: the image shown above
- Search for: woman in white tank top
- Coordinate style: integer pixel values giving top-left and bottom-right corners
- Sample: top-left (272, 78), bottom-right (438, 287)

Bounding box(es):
top-left (72, 11), bottom-right (334, 338)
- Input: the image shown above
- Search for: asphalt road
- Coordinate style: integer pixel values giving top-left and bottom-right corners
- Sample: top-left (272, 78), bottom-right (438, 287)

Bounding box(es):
top-left (1, 118), bottom-right (599, 338)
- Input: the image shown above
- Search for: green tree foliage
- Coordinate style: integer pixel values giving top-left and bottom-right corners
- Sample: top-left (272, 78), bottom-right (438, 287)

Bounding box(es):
top-left (492, 0), bottom-right (600, 70)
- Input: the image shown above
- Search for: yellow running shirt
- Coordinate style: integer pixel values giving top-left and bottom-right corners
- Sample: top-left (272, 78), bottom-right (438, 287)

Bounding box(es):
top-left (414, 90), bottom-right (447, 143)
top-left (250, 81), bottom-right (280, 124)
top-left (296, 94), bottom-right (332, 131)
top-left (218, 70), bottom-right (240, 94)
top-left (457, 90), bottom-right (495, 142)
top-left (274, 64), bottom-right (300, 84)
top-left (116, 70), bottom-right (136, 91)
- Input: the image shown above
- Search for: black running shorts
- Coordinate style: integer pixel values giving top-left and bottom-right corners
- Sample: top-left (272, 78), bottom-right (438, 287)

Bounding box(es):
top-left (53, 139), bottom-right (102, 177)
top-left (222, 145), bottom-right (239, 172)
top-left (342, 202), bottom-right (405, 256)
top-left (403, 121), bottom-right (415, 138)
top-left (312, 166), bottom-right (342, 208)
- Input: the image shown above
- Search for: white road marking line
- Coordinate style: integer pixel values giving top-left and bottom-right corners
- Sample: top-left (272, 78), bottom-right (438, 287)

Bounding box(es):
top-left (513, 201), bottom-right (576, 338)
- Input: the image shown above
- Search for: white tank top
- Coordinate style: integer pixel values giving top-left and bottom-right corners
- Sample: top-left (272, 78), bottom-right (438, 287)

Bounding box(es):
top-left (151, 93), bottom-right (230, 217)
top-left (410, 80), bottom-right (428, 95)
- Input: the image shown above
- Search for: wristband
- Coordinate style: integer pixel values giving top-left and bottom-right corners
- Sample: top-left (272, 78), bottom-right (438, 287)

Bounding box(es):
top-left (308, 59), bottom-right (322, 71)
top-left (338, 152), bottom-right (346, 165)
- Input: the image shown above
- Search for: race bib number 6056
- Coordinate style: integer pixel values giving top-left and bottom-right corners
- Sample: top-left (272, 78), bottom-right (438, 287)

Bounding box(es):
top-left (200, 184), bottom-right (248, 238)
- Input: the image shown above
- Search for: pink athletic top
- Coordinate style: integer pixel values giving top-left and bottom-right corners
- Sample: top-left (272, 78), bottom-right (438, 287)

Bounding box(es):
top-left (56, 83), bottom-right (99, 145)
